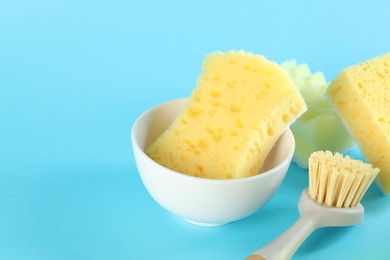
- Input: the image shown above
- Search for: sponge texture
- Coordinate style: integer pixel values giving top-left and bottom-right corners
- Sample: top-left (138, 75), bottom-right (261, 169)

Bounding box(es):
top-left (147, 51), bottom-right (306, 179)
top-left (328, 53), bottom-right (390, 194)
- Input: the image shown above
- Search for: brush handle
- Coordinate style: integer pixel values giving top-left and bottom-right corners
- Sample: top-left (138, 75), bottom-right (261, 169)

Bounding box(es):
top-left (246, 190), bottom-right (365, 260)
top-left (246, 215), bottom-right (318, 260)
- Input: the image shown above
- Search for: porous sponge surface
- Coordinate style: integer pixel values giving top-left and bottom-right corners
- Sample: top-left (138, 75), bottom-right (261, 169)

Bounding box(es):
top-left (146, 51), bottom-right (306, 179)
top-left (328, 53), bottom-right (390, 194)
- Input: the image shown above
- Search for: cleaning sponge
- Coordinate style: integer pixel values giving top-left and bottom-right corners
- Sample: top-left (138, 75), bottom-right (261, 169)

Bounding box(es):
top-left (281, 60), bottom-right (355, 169)
top-left (146, 51), bottom-right (307, 179)
top-left (327, 53), bottom-right (390, 194)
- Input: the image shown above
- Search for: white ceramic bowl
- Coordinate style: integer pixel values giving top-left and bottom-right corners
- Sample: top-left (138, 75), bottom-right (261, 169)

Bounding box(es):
top-left (132, 98), bottom-right (295, 226)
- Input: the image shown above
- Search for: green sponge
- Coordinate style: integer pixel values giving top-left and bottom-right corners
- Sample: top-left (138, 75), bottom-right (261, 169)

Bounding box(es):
top-left (281, 60), bottom-right (355, 169)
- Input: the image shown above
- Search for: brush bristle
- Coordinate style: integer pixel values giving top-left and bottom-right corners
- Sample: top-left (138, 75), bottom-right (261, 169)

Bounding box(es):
top-left (308, 151), bottom-right (380, 208)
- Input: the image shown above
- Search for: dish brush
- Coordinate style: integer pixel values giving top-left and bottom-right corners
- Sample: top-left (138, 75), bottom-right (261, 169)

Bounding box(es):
top-left (246, 151), bottom-right (379, 260)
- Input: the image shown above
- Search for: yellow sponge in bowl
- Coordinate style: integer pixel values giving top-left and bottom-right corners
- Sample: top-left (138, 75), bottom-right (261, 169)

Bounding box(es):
top-left (146, 51), bottom-right (307, 179)
top-left (327, 53), bottom-right (390, 194)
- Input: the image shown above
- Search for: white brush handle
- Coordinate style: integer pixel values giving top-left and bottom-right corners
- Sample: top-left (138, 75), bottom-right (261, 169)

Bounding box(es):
top-left (247, 215), bottom-right (317, 260)
top-left (246, 190), bottom-right (364, 260)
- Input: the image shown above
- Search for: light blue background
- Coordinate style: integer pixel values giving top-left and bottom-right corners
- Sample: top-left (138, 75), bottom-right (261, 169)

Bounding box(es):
top-left (1, 0), bottom-right (389, 259)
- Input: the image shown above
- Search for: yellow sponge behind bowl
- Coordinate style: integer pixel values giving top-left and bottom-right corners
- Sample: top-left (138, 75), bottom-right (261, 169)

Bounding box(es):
top-left (327, 53), bottom-right (390, 194)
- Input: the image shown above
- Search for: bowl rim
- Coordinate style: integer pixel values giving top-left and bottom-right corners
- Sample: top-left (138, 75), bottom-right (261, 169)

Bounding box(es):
top-left (131, 98), bottom-right (295, 184)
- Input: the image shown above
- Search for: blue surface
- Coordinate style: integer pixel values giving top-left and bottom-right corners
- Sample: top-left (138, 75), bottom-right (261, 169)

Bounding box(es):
top-left (1, 0), bottom-right (389, 259)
